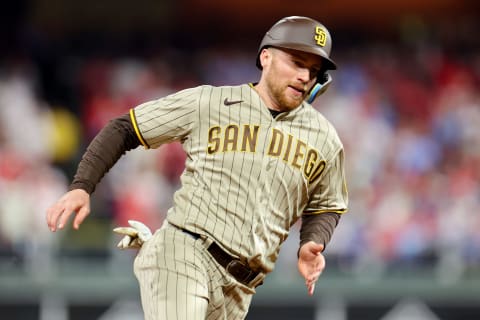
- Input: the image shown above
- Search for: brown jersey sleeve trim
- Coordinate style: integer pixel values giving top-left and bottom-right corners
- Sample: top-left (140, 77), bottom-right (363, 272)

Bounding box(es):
top-left (129, 108), bottom-right (150, 149)
top-left (69, 113), bottom-right (141, 194)
top-left (299, 212), bottom-right (341, 254)
top-left (305, 208), bottom-right (348, 215)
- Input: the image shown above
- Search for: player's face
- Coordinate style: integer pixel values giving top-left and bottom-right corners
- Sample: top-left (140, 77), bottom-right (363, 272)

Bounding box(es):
top-left (262, 47), bottom-right (322, 111)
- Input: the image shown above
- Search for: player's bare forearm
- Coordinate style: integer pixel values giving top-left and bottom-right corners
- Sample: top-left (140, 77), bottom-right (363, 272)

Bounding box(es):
top-left (297, 241), bottom-right (325, 295)
top-left (46, 189), bottom-right (91, 231)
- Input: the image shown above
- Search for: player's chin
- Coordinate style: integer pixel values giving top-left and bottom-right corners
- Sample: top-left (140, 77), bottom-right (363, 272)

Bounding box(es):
top-left (277, 92), bottom-right (304, 111)
top-left (284, 96), bottom-right (304, 110)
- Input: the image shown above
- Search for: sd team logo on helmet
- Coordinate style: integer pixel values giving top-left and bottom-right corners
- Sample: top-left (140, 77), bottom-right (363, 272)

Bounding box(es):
top-left (256, 16), bottom-right (337, 103)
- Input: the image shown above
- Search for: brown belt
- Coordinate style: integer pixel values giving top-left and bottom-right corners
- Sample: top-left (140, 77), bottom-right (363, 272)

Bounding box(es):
top-left (180, 228), bottom-right (261, 287)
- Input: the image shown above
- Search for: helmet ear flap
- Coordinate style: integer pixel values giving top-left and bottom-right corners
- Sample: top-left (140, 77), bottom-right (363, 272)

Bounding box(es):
top-left (306, 72), bottom-right (332, 103)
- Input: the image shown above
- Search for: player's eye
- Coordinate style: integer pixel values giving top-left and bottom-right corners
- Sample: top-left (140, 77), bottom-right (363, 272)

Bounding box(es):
top-left (310, 68), bottom-right (320, 79)
top-left (293, 60), bottom-right (303, 67)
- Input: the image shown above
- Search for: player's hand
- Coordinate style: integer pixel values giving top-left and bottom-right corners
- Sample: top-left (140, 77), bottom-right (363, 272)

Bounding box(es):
top-left (46, 189), bottom-right (91, 232)
top-left (113, 220), bottom-right (152, 249)
top-left (297, 241), bottom-right (325, 296)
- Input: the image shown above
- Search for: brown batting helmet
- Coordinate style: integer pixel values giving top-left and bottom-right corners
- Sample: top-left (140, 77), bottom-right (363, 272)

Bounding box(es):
top-left (256, 16), bottom-right (337, 71)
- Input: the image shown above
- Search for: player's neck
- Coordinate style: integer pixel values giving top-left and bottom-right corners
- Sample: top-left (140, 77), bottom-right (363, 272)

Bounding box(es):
top-left (252, 82), bottom-right (284, 113)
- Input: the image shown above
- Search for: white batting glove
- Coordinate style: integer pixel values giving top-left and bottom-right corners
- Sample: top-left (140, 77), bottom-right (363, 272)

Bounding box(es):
top-left (113, 220), bottom-right (152, 249)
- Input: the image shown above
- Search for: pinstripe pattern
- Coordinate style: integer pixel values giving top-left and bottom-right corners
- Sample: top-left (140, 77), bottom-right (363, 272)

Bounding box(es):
top-left (131, 83), bottom-right (347, 318)
top-left (134, 222), bottom-right (253, 319)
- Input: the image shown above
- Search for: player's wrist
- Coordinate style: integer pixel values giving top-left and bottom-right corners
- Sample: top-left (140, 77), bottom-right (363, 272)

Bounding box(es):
top-left (68, 181), bottom-right (94, 195)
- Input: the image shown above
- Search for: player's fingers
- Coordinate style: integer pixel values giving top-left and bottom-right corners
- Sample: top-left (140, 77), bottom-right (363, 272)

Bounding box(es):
top-left (308, 283), bottom-right (316, 296)
top-left (306, 269), bottom-right (322, 291)
top-left (73, 206), bottom-right (91, 230)
top-left (306, 276), bottom-right (316, 286)
top-left (56, 203), bottom-right (81, 230)
top-left (308, 270), bottom-right (322, 282)
top-left (46, 205), bottom-right (57, 231)
top-left (49, 201), bottom-right (76, 231)
top-left (312, 244), bottom-right (324, 254)
top-left (47, 196), bottom-right (76, 231)
top-left (46, 203), bottom-right (65, 232)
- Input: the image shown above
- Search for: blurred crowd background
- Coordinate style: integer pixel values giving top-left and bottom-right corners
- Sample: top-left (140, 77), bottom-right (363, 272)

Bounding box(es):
top-left (1, 0), bottom-right (480, 317)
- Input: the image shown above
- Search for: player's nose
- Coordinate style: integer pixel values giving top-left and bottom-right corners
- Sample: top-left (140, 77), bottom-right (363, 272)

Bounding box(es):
top-left (297, 67), bottom-right (311, 83)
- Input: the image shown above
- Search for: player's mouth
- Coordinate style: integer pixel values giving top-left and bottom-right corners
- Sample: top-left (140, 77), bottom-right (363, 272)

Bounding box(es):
top-left (288, 85), bottom-right (306, 98)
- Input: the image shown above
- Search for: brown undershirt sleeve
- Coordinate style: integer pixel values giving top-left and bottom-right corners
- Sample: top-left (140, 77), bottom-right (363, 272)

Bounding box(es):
top-left (69, 113), bottom-right (141, 194)
top-left (299, 212), bottom-right (341, 251)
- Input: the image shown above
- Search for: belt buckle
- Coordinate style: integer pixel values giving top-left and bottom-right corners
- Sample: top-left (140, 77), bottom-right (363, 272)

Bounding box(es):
top-left (226, 260), bottom-right (252, 284)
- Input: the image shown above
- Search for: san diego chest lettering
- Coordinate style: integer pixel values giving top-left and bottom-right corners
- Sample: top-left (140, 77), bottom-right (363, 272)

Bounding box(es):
top-left (207, 124), bottom-right (326, 184)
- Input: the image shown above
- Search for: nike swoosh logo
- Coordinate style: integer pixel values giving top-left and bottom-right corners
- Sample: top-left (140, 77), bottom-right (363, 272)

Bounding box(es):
top-left (224, 98), bottom-right (243, 106)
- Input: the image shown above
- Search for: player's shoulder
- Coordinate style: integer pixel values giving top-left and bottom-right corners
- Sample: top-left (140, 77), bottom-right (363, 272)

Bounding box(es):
top-left (302, 102), bottom-right (344, 147)
top-left (160, 85), bottom-right (224, 104)
top-left (174, 84), bottom-right (248, 96)
top-left (302, 103), bottom-right (339, 132)
top-left (194, 84), bottom-right (253, 104)
top-left (202, 83), bottom-right (250, 92)
top-left (168, 84), bottom-right (208, 97)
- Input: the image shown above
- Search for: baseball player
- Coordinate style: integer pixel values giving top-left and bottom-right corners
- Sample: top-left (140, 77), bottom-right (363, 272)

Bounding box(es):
top-left (46, 16), bottom-right (348, 320)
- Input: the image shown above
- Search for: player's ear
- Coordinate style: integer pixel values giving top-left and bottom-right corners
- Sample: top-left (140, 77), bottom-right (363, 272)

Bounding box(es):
top-left (259, 48), bottom-right (272, 69)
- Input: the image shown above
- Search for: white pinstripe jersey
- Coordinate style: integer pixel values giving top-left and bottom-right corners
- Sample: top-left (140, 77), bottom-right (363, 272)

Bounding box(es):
top-left (130, 83), bottom-right (348, 273)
